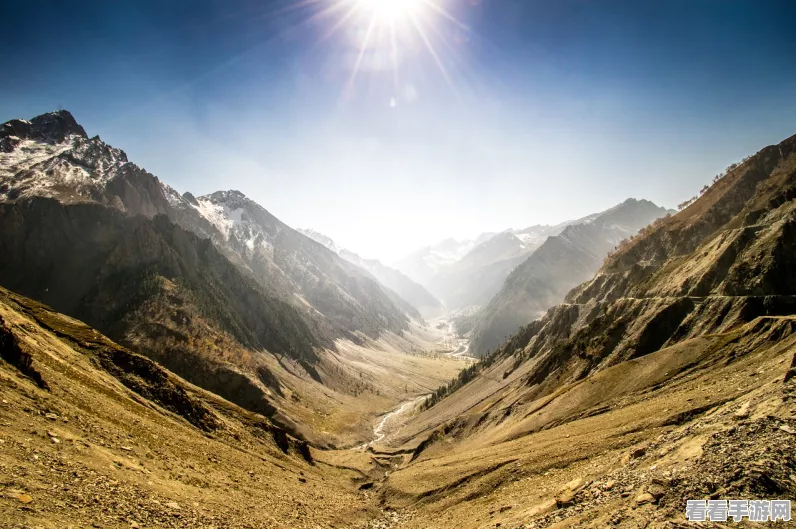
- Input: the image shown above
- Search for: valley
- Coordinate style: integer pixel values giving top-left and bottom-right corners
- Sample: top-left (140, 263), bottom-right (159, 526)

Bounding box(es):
top-left (1, 109), bottom-right (795, 529)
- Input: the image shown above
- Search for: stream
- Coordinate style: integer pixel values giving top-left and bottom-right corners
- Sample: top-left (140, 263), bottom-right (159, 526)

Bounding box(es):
top-left (356, 394), bottom-right (429, 450)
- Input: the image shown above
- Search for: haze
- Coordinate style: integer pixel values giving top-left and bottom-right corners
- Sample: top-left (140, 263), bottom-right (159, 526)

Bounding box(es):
top-left (2, 0), bottom-right (795, 262)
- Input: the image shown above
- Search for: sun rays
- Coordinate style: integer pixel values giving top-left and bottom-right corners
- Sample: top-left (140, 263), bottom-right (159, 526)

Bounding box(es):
top-left (301, 0), bottom-right (469, 101)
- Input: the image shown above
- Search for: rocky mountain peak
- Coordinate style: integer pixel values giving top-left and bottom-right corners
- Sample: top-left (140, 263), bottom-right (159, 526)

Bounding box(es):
top-left (199, 189), bottom-right (254, 210)
top-left (1, 110), bottom-right (88, 147)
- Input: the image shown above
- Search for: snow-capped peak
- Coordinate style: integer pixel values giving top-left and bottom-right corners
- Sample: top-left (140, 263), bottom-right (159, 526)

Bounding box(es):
top-left (298, 228), bottom-right (340, 253)
top-left (0, 128), bottom-right (129, 203)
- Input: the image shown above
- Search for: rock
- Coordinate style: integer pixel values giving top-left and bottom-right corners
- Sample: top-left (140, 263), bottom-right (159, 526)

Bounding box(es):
top-left (51, 437), bottom-right (61, 444)
top-left (556, 490), bottom-right (577, 508)
top-left (563, 477), bottom-right (586, 492)
top-left (652, 476), bottom-right (672, 487)
top-left (635, 492), bottom-right (655, 505)
top-left (603, 480), bottom-right (616, 490)
top-left (778, 424), bottom-right (795, 434)
top-left (734, 402), bottom-right (751, 419)
top-left (647, 484), bottom-right (667, 500)
top-left (630, 446), bottom-right (647, 459)
top-left (45, 413), bottom-right (58, 421)
top-left (165, 501), bottom-right (181, 510)
top-left (121, 446), bottom-right (133, 451)
top-left (784, 354), bottom-right (796, 383)
top-left (499, 505), bottom-right (512, 513)
top-left (130, 522), bottom-right (140, 528)
top-left (7, 491), bottom-right (34, 504)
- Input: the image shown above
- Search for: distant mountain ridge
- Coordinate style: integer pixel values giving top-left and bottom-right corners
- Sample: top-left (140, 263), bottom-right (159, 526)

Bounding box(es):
top-left (392, 212), bottom-right (635, 314)
top-left (467, 198), bottom-right (672, 356)
top-left (298, 228), bottom-right (444, 318)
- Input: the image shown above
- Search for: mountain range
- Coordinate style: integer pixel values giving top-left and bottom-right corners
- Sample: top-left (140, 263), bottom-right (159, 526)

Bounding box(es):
top-left (465, 198), bottom-right (672, 356)
top-left (2, 109), bottom-right (795, 528)
top-left (393, 227), bottom-right (564, 312)
top-left (376, 129), bottom-right (796, 528)
top-left (298, 229), bottom-right (445, 318)
top-left (0, 110), bottom-right (442, 444)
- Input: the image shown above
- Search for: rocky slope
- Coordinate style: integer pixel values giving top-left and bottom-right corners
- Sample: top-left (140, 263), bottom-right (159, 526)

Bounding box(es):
top-left (467, 198), bottom-right (671, 356)
top-left (366, 131), bottom-right (796, 528)
top-left (401, 131), bottom-right (796, 442)
top-left (0, 197), bottom-right (328, 434)
top-left (0, 286), bottom-right (379, 529)
top-left (163, 189), bottom-right (419, 339)
top-left (299, 228), bottom-right (444, 318)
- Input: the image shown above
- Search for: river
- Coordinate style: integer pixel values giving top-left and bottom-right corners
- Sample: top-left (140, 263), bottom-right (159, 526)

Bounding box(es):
top-left (356, 394), bottom-right (429, 450)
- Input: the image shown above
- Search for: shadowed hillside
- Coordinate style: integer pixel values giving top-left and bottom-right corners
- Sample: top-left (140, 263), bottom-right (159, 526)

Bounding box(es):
top-left (468, 199), bottom-right (671, 357)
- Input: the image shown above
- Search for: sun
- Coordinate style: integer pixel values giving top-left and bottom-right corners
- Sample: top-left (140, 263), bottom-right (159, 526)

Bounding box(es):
top-left (306, 0), bottom-right (469, 97)
top-left (357, 0), bottom-right (426, 22)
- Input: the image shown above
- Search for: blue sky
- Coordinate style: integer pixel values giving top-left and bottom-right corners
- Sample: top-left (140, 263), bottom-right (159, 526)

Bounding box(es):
top-left (2, 0), bottom-right (796, 262)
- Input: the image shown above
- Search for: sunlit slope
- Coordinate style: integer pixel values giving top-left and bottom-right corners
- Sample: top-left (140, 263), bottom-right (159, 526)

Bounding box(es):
top-left (373, 131), bottom-right (796, 527)
top-left (0, 286), bottom-right (375, 529)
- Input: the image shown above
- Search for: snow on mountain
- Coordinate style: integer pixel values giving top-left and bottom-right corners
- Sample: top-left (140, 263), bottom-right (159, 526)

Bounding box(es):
top-left (1, 118), bottom-right (128, 203)
top-left (0, 110), bottom-right (416, 340)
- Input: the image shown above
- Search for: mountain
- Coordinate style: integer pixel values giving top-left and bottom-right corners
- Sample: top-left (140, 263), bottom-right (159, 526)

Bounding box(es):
top-left (0, 110), bottom-right (435, 443)
top-left (393, 214), bottom-right (638, 314)
top-left (406, 129), bottom-right (796, 458)
top-left (375, 132), bottom-right (796, 528)
top-left (0, 197), bottom-right (330, 434)
top-left (428, 232), bottom-right (532, 310)
top-left (299, 228), bottom-right (444, 318)
top-left (394, 226), bottom-right (562, 311)
top-left (163, 189), bottom-right (414, 339)
top-left (393, 237), bottom-right (479, 290)
top-left (468, 198), bottom-right (671, 356)
top-left (0, 111), bottom-right (415, 341)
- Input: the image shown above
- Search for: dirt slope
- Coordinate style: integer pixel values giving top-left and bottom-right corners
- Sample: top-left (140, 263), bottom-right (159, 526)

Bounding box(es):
top-left (0, 286), bottom-right (378, 528)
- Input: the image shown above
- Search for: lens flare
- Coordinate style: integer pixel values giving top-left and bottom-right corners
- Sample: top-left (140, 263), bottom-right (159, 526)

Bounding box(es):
top-left (305, 0), bottom-right (469, 98)
top-left (358, 0), bottom-right (426, 21)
